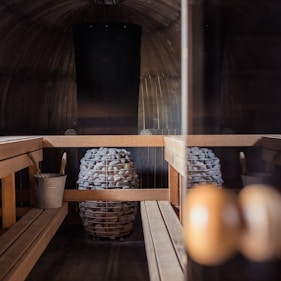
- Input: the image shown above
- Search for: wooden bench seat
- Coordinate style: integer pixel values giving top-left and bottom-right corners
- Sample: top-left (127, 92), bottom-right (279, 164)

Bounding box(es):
top-left (0, 203), bottom-right (68, 281)
top-left (141, 201), bottom-right (186, 281)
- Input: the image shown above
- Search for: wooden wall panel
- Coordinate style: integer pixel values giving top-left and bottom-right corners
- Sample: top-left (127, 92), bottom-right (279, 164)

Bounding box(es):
top-left (138, 76), bottom-right (181, 133)
top-left (0, 0), bottom-right (181, 190)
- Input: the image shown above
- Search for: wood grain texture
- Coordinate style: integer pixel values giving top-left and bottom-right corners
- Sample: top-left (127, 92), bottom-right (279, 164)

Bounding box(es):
top-left (63, 189), bottom-right (169, 202)
top-left (168, 164), bottom-right (180, 207)
top-left (164, 136), bottom-right (185, 155)
top-left (186, 135), bottom-right (265, 147)
top-left (1, 174), bottom-right (16, 229)
top-left (0, 137), bottom-right (43, 161)
top-left (0, 209), bottom-right (43, 256)
top-left (165, 148), bottom-right (185, 176)
top-left (43, 135), bottom-right (164, 148)
top-left (255, 135), bottom-right (281, 151)
top-left (0, 149), bottom-right (42, 178)
top-left (0, 203), bottom-right (68, 281)
top-left (140, 202), bottom-right (161, 281)
top-left (141, 201), bottom-right (184, 281)
top-left (158, 201), bottom-right (186, 271)
top-left (164, 136), bottom-right (186, 176)
top-left (1, 135), bottom-right (277, 151)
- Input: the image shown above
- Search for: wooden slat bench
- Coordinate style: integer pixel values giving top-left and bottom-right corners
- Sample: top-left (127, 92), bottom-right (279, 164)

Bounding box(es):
top-left (141, 201), bottom-right (186, 281)
top-left (0, 203), bottom-right (68, 281)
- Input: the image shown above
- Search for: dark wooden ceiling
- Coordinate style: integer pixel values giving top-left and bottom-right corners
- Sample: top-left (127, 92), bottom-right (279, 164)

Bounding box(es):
top-left (0, 0), bottom-right (181, 77)
top-left (0, 0), bottom-right (182, 135)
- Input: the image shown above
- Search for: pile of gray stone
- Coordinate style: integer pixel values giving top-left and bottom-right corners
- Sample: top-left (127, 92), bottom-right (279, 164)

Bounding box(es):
top-left (187, 147), bottom-right (224, 187)
top-left (77, 147), bottom-right (139, 239)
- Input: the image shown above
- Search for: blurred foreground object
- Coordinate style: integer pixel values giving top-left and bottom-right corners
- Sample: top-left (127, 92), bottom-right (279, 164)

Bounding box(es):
top-left (183, 184), bottom-right (241, 265)
top-left (183, 183), bottom-right (281, 265)
top-left (238, 184), bottom-right (281, 262)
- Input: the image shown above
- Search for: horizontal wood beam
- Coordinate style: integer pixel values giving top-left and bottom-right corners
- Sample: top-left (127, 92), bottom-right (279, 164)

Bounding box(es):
top-left (63, 189), bottom-right (169, 202)
top-left (43, 135), bottom-right (164, 148)
top-left (0, 137), bottom-right (43, 161)
top-left (255, 135), bottom-right (281, 151)
top-left (186, 135), bottom-right (265, 147)
top-left (0, 149), bottom-right (43, 178)
top-left (2, 135), bottom-right (281, 152)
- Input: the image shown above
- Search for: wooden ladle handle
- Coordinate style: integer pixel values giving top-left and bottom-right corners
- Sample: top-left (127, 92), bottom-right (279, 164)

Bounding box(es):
top-left (239, 151), bottom-right (247, 175)
top-left (60, 152), bottom-right (67, 175)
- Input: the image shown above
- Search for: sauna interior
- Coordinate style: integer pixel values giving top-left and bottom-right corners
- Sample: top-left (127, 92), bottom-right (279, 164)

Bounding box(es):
top-left (1, 0), bottom-right (281, 281)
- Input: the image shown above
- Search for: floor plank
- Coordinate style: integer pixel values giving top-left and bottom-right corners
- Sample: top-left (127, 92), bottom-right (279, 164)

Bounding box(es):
top-left (26, 211), bottom-right (149, 281)
top-left (144, 201), bottom-right (184, 281)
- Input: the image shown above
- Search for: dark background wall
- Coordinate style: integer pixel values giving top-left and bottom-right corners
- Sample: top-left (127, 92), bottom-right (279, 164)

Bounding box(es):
top-left (188, 0), bottom-right (281, 190)
top-left (73, 23), bottom-right (142, 135)
top-left (192, 0), bottom-right (281, 134)
top-left (0, 1), bottom-right (181, 137)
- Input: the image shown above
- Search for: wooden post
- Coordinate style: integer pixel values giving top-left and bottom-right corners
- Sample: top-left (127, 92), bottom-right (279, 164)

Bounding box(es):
top-left (1, 173), bottom-right (16, 229)
top-left (169, 164), bottom-right (179, 208)
top-left (179, 175), bottom-right (184, 223)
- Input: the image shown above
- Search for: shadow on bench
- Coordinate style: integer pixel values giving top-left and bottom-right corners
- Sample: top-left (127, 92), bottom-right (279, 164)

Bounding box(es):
top-left (0, 203), bottom-right (68, 281)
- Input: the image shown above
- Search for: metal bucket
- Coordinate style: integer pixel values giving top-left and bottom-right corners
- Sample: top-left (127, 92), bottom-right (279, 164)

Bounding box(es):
top-left (34, 173), bottom-right (67, 209)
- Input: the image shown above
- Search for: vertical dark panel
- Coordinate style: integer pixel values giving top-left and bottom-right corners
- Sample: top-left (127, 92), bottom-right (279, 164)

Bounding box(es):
top-left (73, 23), bottom-right (142, 134)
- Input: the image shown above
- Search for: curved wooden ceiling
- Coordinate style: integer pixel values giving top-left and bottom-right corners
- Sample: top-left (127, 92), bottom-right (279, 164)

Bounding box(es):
top-left (0, 0), bottom-right (181, 77)
top-left (1, 0), bottom-right (180, 33)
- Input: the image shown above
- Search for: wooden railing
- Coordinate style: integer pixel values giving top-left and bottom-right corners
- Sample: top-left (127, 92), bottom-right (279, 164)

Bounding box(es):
top-left (1, 134), bottom-right (281, 229)
top-left (43, 135), bottom-right (170, 203)
top-left (0, 136), bottom-right (43, 228)
top-left (2, 134), bottom-right (281, 281)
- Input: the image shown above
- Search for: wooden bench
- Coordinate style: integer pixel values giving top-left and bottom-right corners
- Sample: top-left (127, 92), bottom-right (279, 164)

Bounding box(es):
top-left (0, 203), bottom-right (68, 281)
top-left (141, 201), bottom-right (186, 281)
